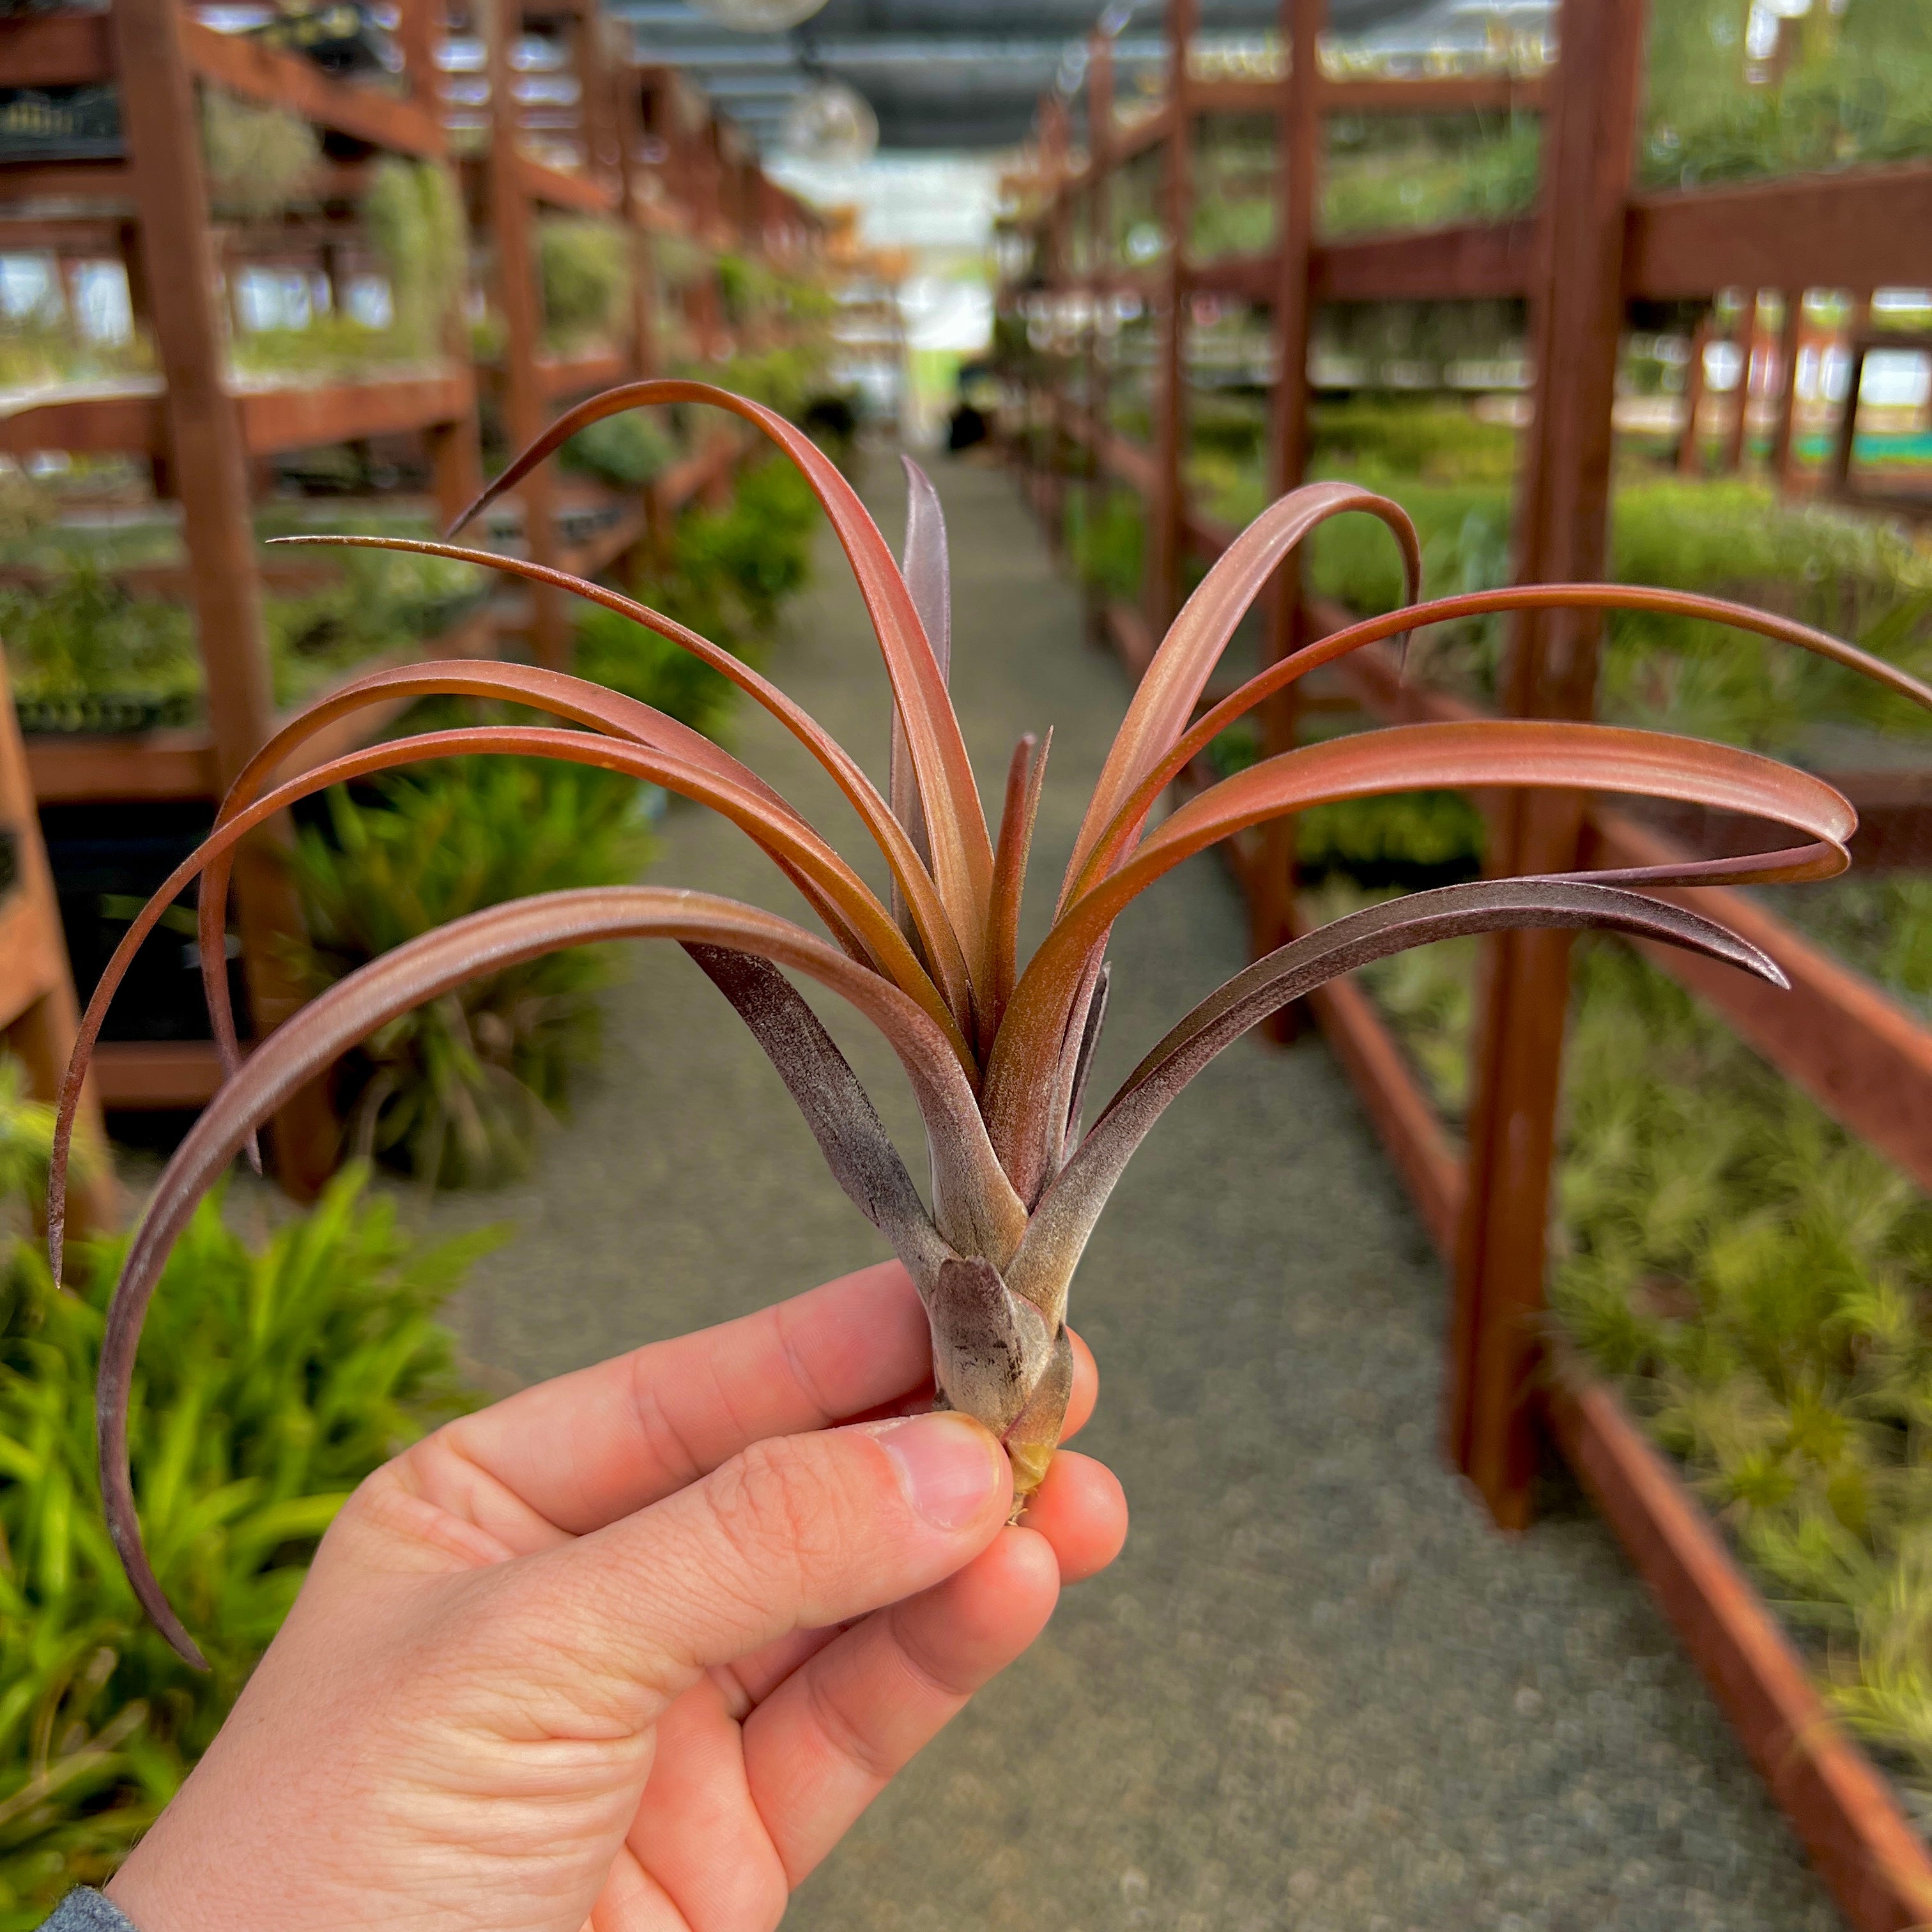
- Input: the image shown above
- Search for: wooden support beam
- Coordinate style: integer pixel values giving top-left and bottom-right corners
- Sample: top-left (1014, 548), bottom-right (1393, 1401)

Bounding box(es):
top-left (1768, 291), bottom-right (1804, 487)
top-left (487, 0), bottom-right (567, 669)
top-left (182, 20), bottom-right (445, 158)
top-left (1448, 0), bottom-right (1646, 1532)
top-left (1146, 0), bottom-right (1195, 638)
top-left (1626, 164), bottom-right (1932, 303)
top-left (1250, 0), bottom-right (1322, 999)
top-left (110, 0), bottom-right (335, 1192)
top-left (1676, 306), bottom-right (1711, 476)
top-left (1082, 33), bottom-right (1114, 646)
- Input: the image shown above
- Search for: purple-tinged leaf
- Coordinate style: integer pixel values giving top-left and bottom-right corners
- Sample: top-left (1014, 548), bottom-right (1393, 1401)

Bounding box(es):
top-left (1006, 880), bottom-right (1787, 1319)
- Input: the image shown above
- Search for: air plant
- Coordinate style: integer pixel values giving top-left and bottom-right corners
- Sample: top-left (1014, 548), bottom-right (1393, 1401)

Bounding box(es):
top-left (47, 380), bottom-right (1932, 1671)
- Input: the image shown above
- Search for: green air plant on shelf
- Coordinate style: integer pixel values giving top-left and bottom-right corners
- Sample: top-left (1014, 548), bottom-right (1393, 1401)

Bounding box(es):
top-left (289, 760), bottom-right (655, 1186)
top-left (198, 91), bottom-right (319, 217)
top-left (363, 157), bottom-right (467, 362)
top-left (536, 217), bottom-right (631, 353)
top-left (42, 379), bottom-right (1932, 1673)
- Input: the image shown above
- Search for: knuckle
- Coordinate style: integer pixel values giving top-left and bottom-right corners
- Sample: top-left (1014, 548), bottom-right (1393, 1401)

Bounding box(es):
top-left (700, 1436), bottom-right (847, 1596)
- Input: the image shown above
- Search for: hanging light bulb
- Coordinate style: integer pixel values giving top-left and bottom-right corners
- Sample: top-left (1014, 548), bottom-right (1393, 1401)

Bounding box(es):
top-left (779, 80), bottom-right (878, 164)
top-left (686, 0), bottom-right (829, 30)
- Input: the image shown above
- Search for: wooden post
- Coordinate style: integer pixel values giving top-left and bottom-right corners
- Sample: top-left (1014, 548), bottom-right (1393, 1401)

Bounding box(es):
top-left (1252, 0), bottom-right (1322, 1002)
top-left (1446, 0), bottom-right (1646, 1530)
top-left (616, 59), bottom-right (658, 383)
top-left (111, 0), bottom-right (337, 1191)
top-left (1723, 292), bottom-right (1758, 473)
top-left (1084, 33), bottom-right (1114, 643)
top-left (1769, 288), bottom-right (1804, 489)
top-left (1675, 305), bottom-right (1710, 476)
top-left (486, 0), bottom-right (566, 667)
top-left (1147, 0), bottom-right (1196, 640)
top-left (0, 656), bottom-right (115, 1235)
top-left (395, 0), bottom-right (441, 121)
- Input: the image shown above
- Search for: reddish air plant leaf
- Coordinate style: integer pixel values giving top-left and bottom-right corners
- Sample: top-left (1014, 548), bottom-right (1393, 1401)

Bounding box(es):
top-left (982, 730), bottom-right (1048, 1056)
top-left (256, 553), bottom-right (979, 1032)
top-left (1059, 480), bottom-right (1423, 912)
top-left (889, 458), bottom-right (953, 936)
top-left (980, 717), bottom-right (1864, 1181)
top-left (90, 884), bottom-right (1015, 1662)
top-left (1005, 880), bottom-right (1787, 1321)
top-left (61, 383), bottom-right (1932, 1664)
top-left (684, 945), bottom-right (949, 1283)
top-left (448, 379), bottom-right (998, 993)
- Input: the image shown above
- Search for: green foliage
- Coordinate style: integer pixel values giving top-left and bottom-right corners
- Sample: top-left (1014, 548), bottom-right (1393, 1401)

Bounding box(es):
top-left (574, 608), bottom-right (736, 742)
top-left (1598, 482), bottom-right (1932, 753)
top-left (1, 545), bottom-right (486, 726)
top-left (560, 411), bottom-right (677, 490)
top-left (537, 218), bottom-right (631, 352)
top-left (688, 346), bottom-right (827, 424)
top-left (0, 1155), bottom-right (491, 1922)
top-left (364, 158), bottom-right (468, 361)
top-left (1062, 487), bottom-right (1145, 605)
top-left (1643, 0), bottom-right (1932, 190)
top-left (198, 91), bottom-right (319, 215)
top-left (1321, 112), bottom-right (1541, 236)
top-left (1313, 397), bottom-right (1517, 486)
top-left (291, 762), bottom-right (655, 1186)
top-left (0, 565), bottom-right (201, 730)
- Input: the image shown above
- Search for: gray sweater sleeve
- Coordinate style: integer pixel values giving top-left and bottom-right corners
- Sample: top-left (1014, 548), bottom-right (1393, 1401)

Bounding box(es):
top-left (38, 1890), bottom-right (140, 1932)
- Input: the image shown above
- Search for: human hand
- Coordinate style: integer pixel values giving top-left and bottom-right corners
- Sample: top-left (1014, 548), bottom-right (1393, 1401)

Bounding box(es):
top-left (104, 1261), bottom-right (1126, 1932)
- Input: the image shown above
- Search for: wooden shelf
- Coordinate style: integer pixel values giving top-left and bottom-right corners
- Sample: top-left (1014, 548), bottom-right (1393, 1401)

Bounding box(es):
top-left (22, 606), bottom-right (497, 806)
top-left (91, 1039), bottom-right (226, 1110)
top-left (0, 12), bottom-right (445, 158)
top-left (535, 348), bottom-right (629, 401)
top-left (0, 367), bottom-right (475, 460)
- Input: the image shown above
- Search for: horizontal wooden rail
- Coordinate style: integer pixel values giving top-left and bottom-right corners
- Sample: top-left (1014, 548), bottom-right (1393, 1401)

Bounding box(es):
top-left (90, 1040), bottom-right (226, 1110)
top-left (537, 348), bottom-right (629, 401)
top-left (1545, 1359), bottom-right (1932, 1932)
top-left (0, 14), bottom-right (444, 157)
top-left (517, 153), bottom-right (619, 215)
top-left (183, 22), bottom-right (445, 157)
top-left (1626, 163), bottom-right (1932, 302)
top-left (0, 369), bottom-right (475, 459)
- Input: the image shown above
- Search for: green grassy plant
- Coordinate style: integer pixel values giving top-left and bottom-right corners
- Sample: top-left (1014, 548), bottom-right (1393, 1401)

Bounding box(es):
top-left (0, 1068), bottom-right (489, 1922)
top-left (291, 762), bottom-right (656, 1186)
top-left (1062, 487), bottom-right (1146, 605)
top-left (560, 411), bottom-right (677, 491)
top-left (1321, 113), bottom-right (1541, 236)
top-left (537, 218), bottom-right (631, 353)
top-left (364, 158), bottom-right (467, 362)
top-left (197, 91), bottom-right (319, 216)
top-left (0, 567), bottom-right (201, 730)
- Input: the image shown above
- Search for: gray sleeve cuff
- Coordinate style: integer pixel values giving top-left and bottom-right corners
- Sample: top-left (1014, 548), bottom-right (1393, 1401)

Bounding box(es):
top-left (39, 1889), bottom-right (140, 1932)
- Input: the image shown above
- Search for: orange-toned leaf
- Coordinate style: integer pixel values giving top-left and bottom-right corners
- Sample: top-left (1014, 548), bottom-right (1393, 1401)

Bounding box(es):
top-left (443, 379), bottom-right (997, 986)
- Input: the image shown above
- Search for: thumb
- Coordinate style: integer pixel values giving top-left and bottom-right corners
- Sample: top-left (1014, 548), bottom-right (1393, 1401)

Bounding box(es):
top-left (498, 1411), bottom-right (1012, 1699)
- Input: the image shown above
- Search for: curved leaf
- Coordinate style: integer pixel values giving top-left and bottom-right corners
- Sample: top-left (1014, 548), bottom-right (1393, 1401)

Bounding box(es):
top-left (260, 551), bottom-right (977, 1030)
top-left (96, 884), bottom-right (1019, 1666)
top-left (1061, 480), bottom-right (1422, 908)
top-left (1006, 880), bottom-right (1786, 1319)
top-left (983, 719), bottom-right (1857, 1169)
top-left (1072, 580), bottom-right (1932, 904)
top-left (890, 457), bottom-right (952, 926)
top-left (982, 731), bottom-right (1047, 1056)
top-left (47, 720), bottom-right (976, 1287)
top-left (684, 945), bottom-right (949, 1284)
top-left (443, 379), bottom-right (997, 985)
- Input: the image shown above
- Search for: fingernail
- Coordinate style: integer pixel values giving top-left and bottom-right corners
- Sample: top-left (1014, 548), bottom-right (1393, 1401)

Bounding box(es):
top-left (870, 1412), bottom-right (1002, 1531)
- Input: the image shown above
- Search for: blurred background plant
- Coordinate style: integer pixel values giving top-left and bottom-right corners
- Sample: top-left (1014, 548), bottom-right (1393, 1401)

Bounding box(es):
top-left (290, 760), bottom-right (656, 1187)
top-left (0, 1061), bottom-right (489, 1925)
top-left (536, 218), bottom-right (631, 353)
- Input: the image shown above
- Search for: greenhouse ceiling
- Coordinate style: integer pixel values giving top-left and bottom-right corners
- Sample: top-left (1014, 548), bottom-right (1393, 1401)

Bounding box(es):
top-left (610, 0), bottom-right (1545, 153)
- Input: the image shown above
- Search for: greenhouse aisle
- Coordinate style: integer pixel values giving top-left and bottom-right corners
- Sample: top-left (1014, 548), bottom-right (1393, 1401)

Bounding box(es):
top-left (419, 452), bottom-right (1839, 1930)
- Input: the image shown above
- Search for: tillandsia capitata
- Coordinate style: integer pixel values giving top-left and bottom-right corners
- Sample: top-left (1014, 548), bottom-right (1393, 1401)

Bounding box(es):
top-left (49, 381), bottom-right (1932, 1669)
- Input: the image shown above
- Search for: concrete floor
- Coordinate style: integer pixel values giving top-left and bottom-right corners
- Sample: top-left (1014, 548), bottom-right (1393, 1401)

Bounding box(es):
top-left (408, 450), bottom-right (1841, 1929)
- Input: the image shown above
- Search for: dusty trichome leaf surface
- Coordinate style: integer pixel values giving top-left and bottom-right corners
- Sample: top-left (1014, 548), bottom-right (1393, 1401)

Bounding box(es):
top-left (50, 379), bottom-right (1932, 1666)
